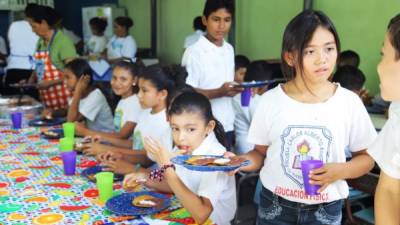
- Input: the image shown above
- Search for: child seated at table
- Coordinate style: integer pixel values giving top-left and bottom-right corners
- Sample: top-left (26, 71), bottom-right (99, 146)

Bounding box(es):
top-left (332, 65), bottom-right (370, 103)
top-left (234, 55), bottom-right (250, 83)
top-left (61, 58), bottom-right (114, 134)
top-left (85, 65), bottom-right (186, 175)
top-left (74, 60), bottom-right (147, 139)
top-left (367, 13), bottom-right (400, 225)
top-left (124, 91), bottom-right (236, 225)
top-left (233, 60), bottom-right (273, 154)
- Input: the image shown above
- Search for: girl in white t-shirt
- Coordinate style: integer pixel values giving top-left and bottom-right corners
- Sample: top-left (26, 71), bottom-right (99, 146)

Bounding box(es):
top-left (367, 14), bottom-right (400, 225)
top-left (86, 17), bottom-right (108, 58)
top-left (230, 10), bottom-right (377, 225)
top-left (76, 61), bottom-right (143, 140)
top-left (106, 16), bottom-right (137, 64)
top-left (122, 92), bottom-right (235, 225)
top-left (63, 59), bottom-right (114, 134)
top-left (94, 65), bottom-right (187, 175)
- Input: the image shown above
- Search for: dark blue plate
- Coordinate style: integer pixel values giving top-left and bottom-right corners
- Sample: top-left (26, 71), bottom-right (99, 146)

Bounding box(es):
top-left (81, 166), bottom-right (124, 182)
top-left (235, 79), bottom-right (286, 88)
top-left (28, 118), bottom-right (66, 127)
top-left (171, 155), bottom-right (250, 172)
top-left (41, 128), bottom-right (63, 139)
top-left (106, 191), bottom-right (171, 216)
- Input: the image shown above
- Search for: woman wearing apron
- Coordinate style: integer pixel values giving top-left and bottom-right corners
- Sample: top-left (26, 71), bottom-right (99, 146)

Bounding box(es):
top-left (25, 4), bottom-right (77, 111)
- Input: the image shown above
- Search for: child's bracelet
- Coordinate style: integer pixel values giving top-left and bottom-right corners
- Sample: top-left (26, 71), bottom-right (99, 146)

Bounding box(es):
top-left (149, 164), bottom-right (175, 182)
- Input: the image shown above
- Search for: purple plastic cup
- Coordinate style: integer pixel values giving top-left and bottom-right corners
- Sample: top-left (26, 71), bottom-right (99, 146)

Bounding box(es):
top-left (301, 159), bottom-right (323, 195)
top-left (61, 151), bottom-right (77, 176)
top-left (11, 112), bottom-right (23, 129)
top-left (241, 88), bottom-right (251, 107)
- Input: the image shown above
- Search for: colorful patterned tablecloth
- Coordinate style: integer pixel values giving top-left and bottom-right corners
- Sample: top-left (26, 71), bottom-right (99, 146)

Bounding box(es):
top-left (0, 125), bottom-right (214, 225)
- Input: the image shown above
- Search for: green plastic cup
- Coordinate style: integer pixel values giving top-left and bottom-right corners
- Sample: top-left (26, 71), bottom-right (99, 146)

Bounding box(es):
top-left (59, 137), bottom-right (74, 152)
top-left (96, 172), bottom-right (114, 202)
top-left (63, 122), bottom-right (75, 139)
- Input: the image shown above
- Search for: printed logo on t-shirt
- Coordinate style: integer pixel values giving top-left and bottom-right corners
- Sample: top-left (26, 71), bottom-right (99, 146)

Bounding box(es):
top-left (280, 125), bottom-right (332, 188)
top-left (133, 131), bottom-right (143, 150)
top-left (114, 109), bottom-right (123, 132)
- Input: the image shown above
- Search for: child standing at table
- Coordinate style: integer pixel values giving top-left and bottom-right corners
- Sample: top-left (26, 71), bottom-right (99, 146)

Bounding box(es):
top-left (75, 60), bottom-right (145, 139)
top-left (88, 65), bottom-right (186, 174)
top-left (124, 92), bottom-right (236, 225)
top-left (367, 14), bottom-right (400, 225)
top-left (182, 0), bottom-right (243, 150)
top-left (232, 10), bottom-right (377, 225)
top-left (63, 58), bottom-right (114, 134)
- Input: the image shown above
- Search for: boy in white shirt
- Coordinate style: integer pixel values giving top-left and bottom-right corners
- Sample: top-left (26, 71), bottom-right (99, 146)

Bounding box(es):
top-left (367, 14), bottom-right (400, 225)
top-left (182, 0), bottom-right (242, 150)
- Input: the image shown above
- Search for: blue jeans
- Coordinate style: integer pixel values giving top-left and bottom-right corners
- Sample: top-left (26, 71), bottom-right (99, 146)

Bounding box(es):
top-left (257, 187), bottom-right (343, 225)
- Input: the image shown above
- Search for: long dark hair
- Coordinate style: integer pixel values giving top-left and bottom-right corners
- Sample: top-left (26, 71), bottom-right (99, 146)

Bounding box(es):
top-left (138, 64), bottom-right (188, 107)
top-left (64, 58), bottom-right (117, 114)
top-left (388, 14), bottom-right (400, 60)
top-left (281, 10), bottom-right (341, 81)
top-left (168, 92), bottom-right (227, 149)
top-left (25, 4), bottom-right (60, 28)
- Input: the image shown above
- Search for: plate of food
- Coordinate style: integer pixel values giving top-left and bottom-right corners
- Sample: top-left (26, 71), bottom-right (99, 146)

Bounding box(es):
top-left (81, 166), bottom-right (124, 183)
top-left (28, 118), bottom-right (66, 127)
top-left (171, 155), bottom-right (250, 172)
top-left (106, 191), bottom-right (170, 216)
top-left (41, 128), bottom-right (63, 139)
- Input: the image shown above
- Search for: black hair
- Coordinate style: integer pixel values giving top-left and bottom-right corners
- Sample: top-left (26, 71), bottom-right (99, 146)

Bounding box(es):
top-left (64, 58), bottom-right (117, 114)
top-left (89, 17), bottom-right (108, 34)
top-left (281, 10), bottom-right (341, 81)
top-left (112, 60), bottom-right (143, 94)
top-left (168, 92), bottom-right (227, 148)
top-left (338, 50), bottom-right (360, 68)
top-left (64, 58), bottom-right (93, 85)
top-left (203, 0), bottom-right (234, 18)
top-left (244, 60), bottom-right (273, 82)
top-left (25, 4), bottom-right (60, 28)
top-left (332, 65), bottom-right (365, 91)
top-left (387, 14), bottom-right (400, 60)
top-left (114, 16), bottom-right (134, 29)
top-left (235, 55), bottom-right (250, 71)
top-left (193, 16), bottom-right (206, 31)
top-left (138, 64), bottom-right (188, 107)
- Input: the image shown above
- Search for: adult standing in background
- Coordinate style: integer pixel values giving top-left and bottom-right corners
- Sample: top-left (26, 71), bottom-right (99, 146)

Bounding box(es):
top-left (25, 4), bottom-right (77, 110)
top-left (182, 0), bottom-right (242, 150)
top-left (183, 16), bottom-right (206, 48)
top-left (106, 16), bottom-right (136, 64)
top-left (4, 5), bottom-right (39, 97)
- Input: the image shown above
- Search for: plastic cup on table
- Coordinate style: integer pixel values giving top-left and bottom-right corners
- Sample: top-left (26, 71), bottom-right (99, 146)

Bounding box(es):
top-left (10, 111), bottom-right (23, 129)
top-left (61, 151), bottom-right (77, 176)
top-left (301, 159), bottom-right (323, 195)
top-left (96, 172), bottom-right (114, 202)
top-left (59, 137), bottom-right (74, 152)
top-left (241, 88), bottom-right (251, 107)
top-left (62, 122), bottom-right (75, 139)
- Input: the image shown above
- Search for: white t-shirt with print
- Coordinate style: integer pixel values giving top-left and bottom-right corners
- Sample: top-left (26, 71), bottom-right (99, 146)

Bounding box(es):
top-left (182, 35), bottom-right (235, 132)
top-left (114, 94), bottom-right (145, 132)
top-left (79, 88), bottom-right (114, 133)
top-left (132, 109), bottom-right (172, 158)
top-left (87, 35), bottom-right (107, 55)
top-left (368, 101), bottom-right (400, 179)
top-left (248, 84), bottom-right (377, 204)
top-left (233, 93), bottom-right (262, 154)
top-left (107, 35), bottom-right (137, 60)
top-left (175, 133), bottom-right (236, 225)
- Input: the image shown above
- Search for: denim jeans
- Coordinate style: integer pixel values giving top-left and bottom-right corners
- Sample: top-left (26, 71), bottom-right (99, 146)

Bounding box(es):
top-left (257, 187), bottom-right (343, 225)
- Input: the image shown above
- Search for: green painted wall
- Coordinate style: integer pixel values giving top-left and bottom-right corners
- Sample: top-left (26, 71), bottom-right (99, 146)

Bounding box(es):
top-left (120, 0), bottom-right (399, 94)
top-left (314, 0), bottom-right (400, 95)
top-left (235, 0), bottom-right (302, 61)
top-left (119, 0), bottom-right (151, 48)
